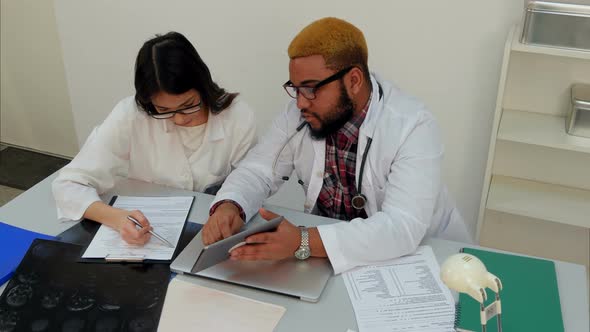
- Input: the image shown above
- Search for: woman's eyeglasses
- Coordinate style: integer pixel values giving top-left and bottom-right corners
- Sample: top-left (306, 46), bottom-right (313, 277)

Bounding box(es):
top-left (149, 101), bottom-right (202, 119)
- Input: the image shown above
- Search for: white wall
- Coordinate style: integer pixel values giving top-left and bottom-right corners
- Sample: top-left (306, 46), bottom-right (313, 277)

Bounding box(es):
top-left (1, 0), bottom-right (78, 157)
top-left (53, 0), bottom-right (523, 237)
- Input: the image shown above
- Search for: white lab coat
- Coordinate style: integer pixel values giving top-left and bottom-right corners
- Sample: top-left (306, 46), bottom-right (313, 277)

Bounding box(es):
top-left (213, 74), bottom-right (463, 274)
top-left (53, 96), bottom-right (257, 221)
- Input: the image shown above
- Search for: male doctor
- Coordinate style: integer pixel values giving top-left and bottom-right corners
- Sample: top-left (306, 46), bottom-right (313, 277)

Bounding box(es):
top-left (202, 17), bottom-right (464, 274)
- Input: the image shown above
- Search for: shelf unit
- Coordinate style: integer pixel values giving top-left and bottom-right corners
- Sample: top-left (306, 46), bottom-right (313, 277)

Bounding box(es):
top-left (477, 25), bottom-right (590, 269)
top-left (498, 109), bottom-right (590, 153)
top-left (487, 175), bottom-right (590, 228)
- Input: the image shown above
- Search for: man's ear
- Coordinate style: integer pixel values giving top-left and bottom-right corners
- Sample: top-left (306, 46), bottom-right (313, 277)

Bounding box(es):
top-left (348, 67), bottom-right (365, 95)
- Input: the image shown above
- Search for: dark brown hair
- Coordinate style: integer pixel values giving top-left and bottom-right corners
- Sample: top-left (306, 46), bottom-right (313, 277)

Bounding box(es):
top-left (134, 32), bottom-right (237, 115)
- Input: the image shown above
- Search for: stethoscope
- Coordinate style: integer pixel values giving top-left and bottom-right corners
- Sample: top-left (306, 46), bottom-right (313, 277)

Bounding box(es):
top-left (271, 83), bottom-right (382, 210)
top-left (271, 121), bottom-right (308, 182)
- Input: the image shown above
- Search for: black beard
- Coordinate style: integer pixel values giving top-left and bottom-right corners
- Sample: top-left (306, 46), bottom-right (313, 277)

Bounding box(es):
top-left (309, 83), bottom-right (355, 140)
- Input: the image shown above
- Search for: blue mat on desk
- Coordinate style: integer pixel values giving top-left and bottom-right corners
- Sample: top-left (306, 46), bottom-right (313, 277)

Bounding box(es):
top-left (0, 221), bottom-right (55, 285)
top-left (0, 219), bottom-right (201, 285)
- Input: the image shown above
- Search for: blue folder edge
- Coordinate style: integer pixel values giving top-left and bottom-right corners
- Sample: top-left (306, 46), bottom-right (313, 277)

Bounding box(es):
top-left (0, 221), bottom-right (55, 285)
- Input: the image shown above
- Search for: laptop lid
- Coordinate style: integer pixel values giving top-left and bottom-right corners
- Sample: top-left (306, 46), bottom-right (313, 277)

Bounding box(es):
top-left (170, 220), bottom-right (333, 303)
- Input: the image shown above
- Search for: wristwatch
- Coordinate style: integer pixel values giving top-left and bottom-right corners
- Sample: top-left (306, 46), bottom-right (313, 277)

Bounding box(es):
top-left (294, 227), bottom-right (311, 260)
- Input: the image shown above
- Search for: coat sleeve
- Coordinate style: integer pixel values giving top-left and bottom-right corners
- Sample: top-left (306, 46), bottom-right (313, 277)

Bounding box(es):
top-left (317, 110), bottom-right (443, 274)
top-left (51, 98), bottom-right (134, 221)
top-left (228, 101), bottom-right (258, 171)
top-left (211, 106), bottom-right (295, 221)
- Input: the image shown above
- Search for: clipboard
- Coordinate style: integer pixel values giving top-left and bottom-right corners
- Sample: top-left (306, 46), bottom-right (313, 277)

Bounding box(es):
top-left (77, 195), bottom-right (195, 264)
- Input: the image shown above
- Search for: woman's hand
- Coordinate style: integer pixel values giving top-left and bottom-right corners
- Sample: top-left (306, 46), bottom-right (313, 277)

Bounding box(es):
top-left (117, 209), bottom-right (152, 245)
top-left (84, 202), bottom-right (153, 246)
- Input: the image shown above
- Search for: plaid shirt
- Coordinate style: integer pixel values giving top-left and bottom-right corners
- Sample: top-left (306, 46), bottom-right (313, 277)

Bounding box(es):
top-left (316, 96), bottom-right (371, 221)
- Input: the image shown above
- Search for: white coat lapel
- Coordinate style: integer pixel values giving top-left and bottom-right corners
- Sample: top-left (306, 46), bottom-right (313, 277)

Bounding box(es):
top-left (357, 75), bottom-right (383, 215)
top-left (306, 138), bottom-right (325, 211)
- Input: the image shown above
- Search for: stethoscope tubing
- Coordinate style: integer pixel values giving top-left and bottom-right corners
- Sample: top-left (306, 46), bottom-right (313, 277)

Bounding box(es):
top-left (272, 121), bottom-right (372, 210)
top-left (271, 82), bottom-right (382, 210)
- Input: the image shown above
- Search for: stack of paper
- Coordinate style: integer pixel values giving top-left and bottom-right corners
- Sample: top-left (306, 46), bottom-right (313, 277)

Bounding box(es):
top-left (158, 278), bottom-right (286, 332)
top-left (343, 246), bottom-right (455, 332)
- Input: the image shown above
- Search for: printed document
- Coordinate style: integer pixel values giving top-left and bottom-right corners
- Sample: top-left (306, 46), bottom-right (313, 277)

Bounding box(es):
top-left (82, 196), bottom-right (194, 260)
top-left (158, 277), bottom-right (286, 332)
top-left (343, 246), bottom-right (455, 332)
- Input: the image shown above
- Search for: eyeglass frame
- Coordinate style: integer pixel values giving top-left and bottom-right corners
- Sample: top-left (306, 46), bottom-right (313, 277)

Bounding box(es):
top-left (282, 66), bottom-right (354, 100)
top-left (148, 101), bottom-right (202, 119)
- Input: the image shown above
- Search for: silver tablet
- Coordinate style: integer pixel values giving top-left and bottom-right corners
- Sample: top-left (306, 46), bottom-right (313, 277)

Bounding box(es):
top-left (191, 216), bottom-right (283, 273)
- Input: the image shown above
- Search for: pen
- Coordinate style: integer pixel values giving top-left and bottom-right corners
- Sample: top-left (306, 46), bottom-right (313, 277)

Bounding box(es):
top-left (126, 216), bottom-right (175, 248)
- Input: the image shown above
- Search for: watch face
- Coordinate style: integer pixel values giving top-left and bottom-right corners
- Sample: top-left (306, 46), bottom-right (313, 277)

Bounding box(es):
top-left (295, 247), bottom-right (311, 260)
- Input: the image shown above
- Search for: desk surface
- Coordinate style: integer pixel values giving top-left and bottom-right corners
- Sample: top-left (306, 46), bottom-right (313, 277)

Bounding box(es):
top-left (1, 174), bottom-right (588, 332)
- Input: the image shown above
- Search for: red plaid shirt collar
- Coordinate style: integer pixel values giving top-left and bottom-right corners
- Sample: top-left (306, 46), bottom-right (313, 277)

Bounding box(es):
top-left (316, 93), bottom-right (372, 220)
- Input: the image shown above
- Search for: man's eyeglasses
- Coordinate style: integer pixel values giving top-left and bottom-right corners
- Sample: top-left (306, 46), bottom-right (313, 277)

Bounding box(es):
top-left (283, 66), bottom-right (354, 100)
top-left (149, 101), bottom-right (202, 119)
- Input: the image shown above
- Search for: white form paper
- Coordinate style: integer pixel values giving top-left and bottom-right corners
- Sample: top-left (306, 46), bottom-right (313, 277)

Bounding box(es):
top-left (82, 196), bottom-right (194, 260)
top-left (158, 277), bottom-right (286, 332)
top-left (343, 246), bottom-right (455, 332)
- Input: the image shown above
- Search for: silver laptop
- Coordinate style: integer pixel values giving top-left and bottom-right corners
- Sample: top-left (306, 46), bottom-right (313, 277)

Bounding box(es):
top-left (170, 218), bottom-right (333, 303)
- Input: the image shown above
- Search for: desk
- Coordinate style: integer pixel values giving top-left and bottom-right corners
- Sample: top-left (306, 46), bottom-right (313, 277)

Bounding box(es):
top-left (1, 174), bottom-right (588, 332)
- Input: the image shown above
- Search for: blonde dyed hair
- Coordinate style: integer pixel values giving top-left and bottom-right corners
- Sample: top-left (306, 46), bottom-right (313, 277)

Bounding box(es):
top-left (288, 17), bottom-right (369, 77)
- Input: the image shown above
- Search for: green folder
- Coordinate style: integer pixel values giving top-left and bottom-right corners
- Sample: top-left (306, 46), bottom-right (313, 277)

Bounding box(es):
top-left (456, 248), bottom-right (564, 332)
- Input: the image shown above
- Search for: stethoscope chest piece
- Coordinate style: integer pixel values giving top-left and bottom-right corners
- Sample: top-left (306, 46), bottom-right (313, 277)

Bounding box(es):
top-left (351, 193), bottom-right (367, 210)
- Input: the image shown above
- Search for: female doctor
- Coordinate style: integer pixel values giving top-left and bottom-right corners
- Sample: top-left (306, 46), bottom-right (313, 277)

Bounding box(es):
top-left (52, 32), bottom-right (257, 245)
